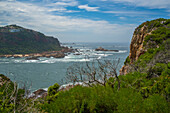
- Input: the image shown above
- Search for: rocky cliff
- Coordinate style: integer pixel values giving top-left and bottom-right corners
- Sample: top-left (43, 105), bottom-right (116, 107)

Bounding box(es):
top-left (120, 18), bottom-right (170, 76)
top-left (0, 25), bottom-right (61, 55)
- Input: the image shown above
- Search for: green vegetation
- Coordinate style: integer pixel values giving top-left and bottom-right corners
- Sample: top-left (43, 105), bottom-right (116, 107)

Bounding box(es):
top-left (0, 25), bottom-right (61, 55)
top-left (0, 74), bottom-right (26, 112)
top-left (46, 83), bottom-right (60, 102)
top-left (0, 18), bottom-right (169, 112)
top-left (124, 56), bottom-right (130, 65)
top-left (135, 18), bottom-right (170, 34)
top-left (40, 77), bottom-right (169, 113)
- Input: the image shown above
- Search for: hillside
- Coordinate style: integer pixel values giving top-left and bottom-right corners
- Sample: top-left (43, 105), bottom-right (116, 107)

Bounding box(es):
top-left (0, 19), bottom-right (169, 112)
top-left (120, 18), bottom-right (170, 76)
top-left (0, 25), bottom-right (61, 55)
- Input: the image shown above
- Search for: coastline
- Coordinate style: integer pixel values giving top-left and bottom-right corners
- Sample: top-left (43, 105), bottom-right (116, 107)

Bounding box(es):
top-left (0, 47), bottom-right (76, 59)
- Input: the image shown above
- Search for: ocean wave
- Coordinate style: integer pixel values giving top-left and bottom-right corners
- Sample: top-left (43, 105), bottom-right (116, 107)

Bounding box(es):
top-left (118, 50), bottom-right (127, 53)
top-left (13, 58), bottom-right (92, 63)
top-left (0, 62), bottom-right (9, 64)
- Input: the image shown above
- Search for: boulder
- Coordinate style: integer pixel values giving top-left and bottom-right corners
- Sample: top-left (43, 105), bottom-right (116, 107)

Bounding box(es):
top-left (26, 56), bottom-right (39, 60)
top-left (95, 47), bottom-right (119, 52)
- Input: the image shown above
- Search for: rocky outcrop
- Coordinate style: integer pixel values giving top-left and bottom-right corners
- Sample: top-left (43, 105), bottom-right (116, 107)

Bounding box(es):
top-left (120, 25), bottom-right (153, 75)
top-left (129, 25), bottom-right (148, 63)
top-left (26, 56), bottom-right (39, 60)
top-left (119, 25), bottom-right (150, 75)
top-left (119, 18), bottom-right (170, 75)
top-left (95, 47), bottom-right (119, 52)
top-left (0, 47), bottom-right (76, 59)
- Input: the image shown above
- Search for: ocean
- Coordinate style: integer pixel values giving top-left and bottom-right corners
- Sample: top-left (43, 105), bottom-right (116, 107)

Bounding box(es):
top-left (0, 42), bottom-right (130, 91)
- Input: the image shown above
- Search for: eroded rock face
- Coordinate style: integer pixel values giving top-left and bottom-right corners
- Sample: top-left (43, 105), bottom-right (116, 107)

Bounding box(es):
top-left (129, 25), bottom-right (148, 63)
top-left (119, 25), bottom-right (154, 75)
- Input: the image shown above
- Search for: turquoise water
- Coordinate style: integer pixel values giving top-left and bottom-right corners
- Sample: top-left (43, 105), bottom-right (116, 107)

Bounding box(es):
top-left (0, 42), bottom-right (129, 91)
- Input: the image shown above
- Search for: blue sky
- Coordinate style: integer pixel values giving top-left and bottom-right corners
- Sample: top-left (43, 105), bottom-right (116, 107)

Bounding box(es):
top-left (0, 0), bottom-right (169, 42)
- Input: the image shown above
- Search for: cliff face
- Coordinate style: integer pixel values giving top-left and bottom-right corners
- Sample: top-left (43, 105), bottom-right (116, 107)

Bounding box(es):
top-left (0, 25), bottom-right (61, 55)
top-left (120, 18), bottom-right (170, 75)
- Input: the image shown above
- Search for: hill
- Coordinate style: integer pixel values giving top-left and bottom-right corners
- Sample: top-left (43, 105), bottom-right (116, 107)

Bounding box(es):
top-left (120, 18), bottom-right (170, 76)
top-left (0, 25), bottom-right (61, 55)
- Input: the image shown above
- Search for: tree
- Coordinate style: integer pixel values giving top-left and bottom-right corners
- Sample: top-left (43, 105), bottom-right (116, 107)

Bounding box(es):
top-left (66, 59), bottom-right (121, 90)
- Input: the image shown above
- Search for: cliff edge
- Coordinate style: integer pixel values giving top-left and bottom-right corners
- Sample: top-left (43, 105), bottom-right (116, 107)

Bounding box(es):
top-left (120, 18), bottom-right (170, 76)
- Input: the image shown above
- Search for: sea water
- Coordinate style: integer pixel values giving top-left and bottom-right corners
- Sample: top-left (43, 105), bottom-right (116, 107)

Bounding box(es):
top-left (0, 42), bottom-right (129, 91)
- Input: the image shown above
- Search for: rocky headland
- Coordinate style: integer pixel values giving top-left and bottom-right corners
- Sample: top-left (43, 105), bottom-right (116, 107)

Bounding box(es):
top-left (0, 46), bottom-right (76, 59)
top-left (0, 25), bottom-right (61, 55)
top-left (120, 18), bottom-right (170, 75)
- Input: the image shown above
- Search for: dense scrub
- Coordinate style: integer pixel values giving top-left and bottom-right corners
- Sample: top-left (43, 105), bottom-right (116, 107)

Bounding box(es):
top-left (39, 70), bottom-right (169, 113)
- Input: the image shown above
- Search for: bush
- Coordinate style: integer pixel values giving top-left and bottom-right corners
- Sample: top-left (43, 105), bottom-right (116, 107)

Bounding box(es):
top-left (41, 85), bottom-right (117, 113)
top-left (46, 83), bottom-right (60, 102)
top-left (151, 63), bottom-right (168, 76)
top-left (143, 94), bottom-right (169, 113)
top-left (115, 88), bottom-right (143, 113)
top-left (48, 83), bottom-right (60, 96)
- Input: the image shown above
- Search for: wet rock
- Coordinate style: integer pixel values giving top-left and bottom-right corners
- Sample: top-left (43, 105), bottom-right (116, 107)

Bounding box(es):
top-left (95, 47), bottom-right (119, 52)
top-left (26, 56), bottom-right (39, 60)
top-left (74, 53), bottom-right (82, 55)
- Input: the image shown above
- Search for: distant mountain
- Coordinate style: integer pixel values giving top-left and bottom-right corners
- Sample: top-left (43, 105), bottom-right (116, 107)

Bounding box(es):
top-left (0, 25), bottom-right (61, 55)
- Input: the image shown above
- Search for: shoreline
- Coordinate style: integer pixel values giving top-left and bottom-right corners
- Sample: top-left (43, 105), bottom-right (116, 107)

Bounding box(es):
top-left (0, 47), bottom-right (77, 59)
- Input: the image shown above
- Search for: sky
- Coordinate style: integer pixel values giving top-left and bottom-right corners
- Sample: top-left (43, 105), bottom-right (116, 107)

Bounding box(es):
top-left (0, 0), bottom-right (169, 43)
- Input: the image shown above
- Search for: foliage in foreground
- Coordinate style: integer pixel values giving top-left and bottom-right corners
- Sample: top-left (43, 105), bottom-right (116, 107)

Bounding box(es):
top-left (0, 74), bottom-right (39, 113)
top-left (40, 71), bottom-right (169, 113)
top-left (41, 83), bottom-right (169, 113)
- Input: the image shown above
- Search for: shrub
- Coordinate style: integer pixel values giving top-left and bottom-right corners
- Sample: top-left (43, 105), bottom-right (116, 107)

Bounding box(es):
top-left (115, 88), bottom-right (143, 113)
top-left (47, 83), bottom-right (60, 96)
top-left (143, 94), bottom-right (169, 113)
top-left (41, 85), bottom-right (117, 113)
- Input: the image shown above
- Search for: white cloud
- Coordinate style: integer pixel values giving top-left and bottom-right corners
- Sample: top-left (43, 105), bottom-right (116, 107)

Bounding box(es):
top-left (0, 1), bottom-right (135, 42)
top-left (119, 17), bottom-right (126, 20)
top-left (78, 4), bottom-right (99, 11)
top-left (53, 0), bottom-right (78, 7)
top-left (46, 0), bottom-right (78, 7)
top-left (109, 0), bottom-right (170, 9)
top-left (103, 10), bottom-right (153, 15)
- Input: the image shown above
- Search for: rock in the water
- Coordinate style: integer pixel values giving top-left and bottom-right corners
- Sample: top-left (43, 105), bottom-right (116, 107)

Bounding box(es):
top-left (74, 53), bottom-right (82, 55)
top-left (95, 47), bottom-right (119, 52)
top-left (26, 56), bottom-right (39, 60)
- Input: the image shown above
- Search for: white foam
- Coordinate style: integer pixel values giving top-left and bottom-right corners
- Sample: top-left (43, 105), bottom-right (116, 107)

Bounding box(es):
top-left (118, 50), bottom-right (127, 53)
